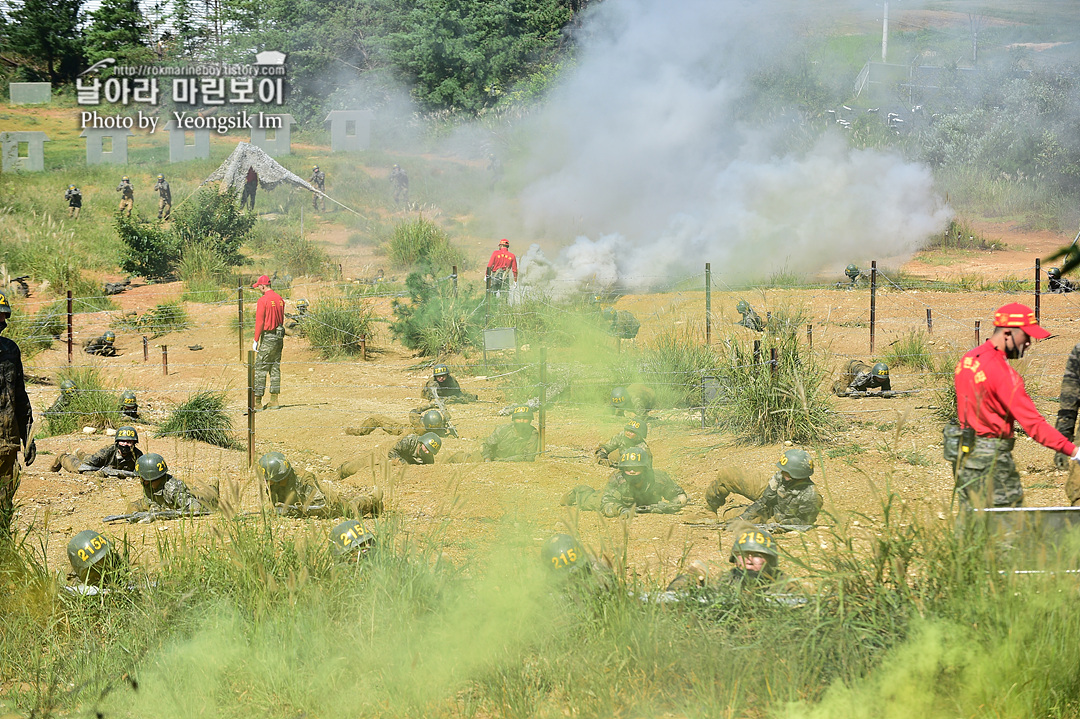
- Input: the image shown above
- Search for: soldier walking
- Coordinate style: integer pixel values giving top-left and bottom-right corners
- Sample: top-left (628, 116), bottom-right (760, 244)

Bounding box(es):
top-left (116, 176), bottom-right (134, 217)
top-left (390, 164), bottom-right (409, 204)
top-left (153, 174), bottom-right (172, 219)
top-left (240, 166), bottom-right (258, 211)
top-left (310, 165), bottom-right (325, 210)
top-left (251, 274), bottom-right (285, 410)
top-left (65, 184), bottom-right (82, 219)
top-left (486, 239), bottom-right (517, 297)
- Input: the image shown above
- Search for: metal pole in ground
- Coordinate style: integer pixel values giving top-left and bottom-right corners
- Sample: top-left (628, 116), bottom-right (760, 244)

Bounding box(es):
top-left (1035, 257), bottom-right (1041, 323)
top-left (66, 291), bottom-right (72, 364)
top-left (975, 320), bottom-right (981, 347)
top-left (142, 336), bottom-right (148, 361)
top-left (539, 346), bottom-right (547, 454)
top-left (753, 339), bottom-right (761, 365)
top-left (770, 347), bottom-right (779, 377)
top-left (807, 324), bottom-right (813, 349)
top-left (926, 308), bottom-right (933, 335)
top-left (247, 349), bottom-right (256, 467)
top-left (452, 265), bottom-right (458, 298)
top-left (360, 336), bottom-right (367, 361)
top-left (870, 260), bottom-right (877, 355)
top-left (238, 281), bottom-right (244, 363)
top-left (161, 345), bottom-right (168, 376)
top-left (705, 262), bottom-right (711, 345)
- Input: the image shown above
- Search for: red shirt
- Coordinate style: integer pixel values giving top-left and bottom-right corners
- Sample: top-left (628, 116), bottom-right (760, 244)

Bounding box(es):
top-left (487, 249), bottom-right (518, 280)
top-left (955, 340), bottom-right (1075, 455)
top-left (254, 290), bottom-right (284, 342)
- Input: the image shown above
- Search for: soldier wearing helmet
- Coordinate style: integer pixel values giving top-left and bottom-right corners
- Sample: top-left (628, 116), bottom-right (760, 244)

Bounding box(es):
top-left (261, 451), bottom-right (382, 518)
top-left (706, 449), bottom-right (822, 526)
top-left (600, 305), bottom-right (641, 340)
top-left (0, 290), bottom-right (35, 536)
top-left (130, 453), bottom-right (208, 514)
top-left (67, 529), bottom-right (122, 587)
top-left (541, 533), bottom-right (614, 592)
top-left (1048, 267), bottom-right (1075, 294)
top-left (609, 383), bottom-right (656, 418)
top-left (50, 425), bottom-right (143, 477)
top-left (119, 390), bottom-right (139, 420)
top-left (44, 379), bottom-right (78, 417)
top-left (735, 300), bottom-right (764, 332)
top-left (481, 405), bottom-right (539, 462)
top-left (329, 519), bottom-right (375, 561)
top-left (64, 184), bottom-right (83, 219)
top-left (595, 418), bottom-right (648, 466)
top-left (310, 165), bottom-right (326, 210)
top-left (116, 175), bottom-right (134, 217)
top-left (388, 432), bottom-right (442, 465)
top-left (84, 330), bottom-right (118, 357)
top-left (153, 173), bottom-right (171, 219)
top-left (390, 164), bottom-right (409, 204)
top-left (345, 406), bottom-right (457, 439)
top-left (838, 263), bottom-right (865, 289)
top-left (421, 364), bottom-right (477, 403)
top-left (597, 446), bottom-right (686, 516)
top-left (666, 522), bottom-right (791, 595)
top-left (486, 239), bottom-right (518, 298)
top-left (833, 359), bottom-right (892, 397)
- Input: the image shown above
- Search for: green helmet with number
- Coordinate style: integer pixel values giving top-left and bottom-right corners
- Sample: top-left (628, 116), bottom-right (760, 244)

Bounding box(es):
top-left (845, 263), bottom-right (859, 277)
top-left (736, 300), bottom-right (750, 314)
top-left (776, 448), bottom-right (814, 480)
top-left (60, 380), bottom-right (77, 396)
top-left (121, 390), bottom-right (137, 407)
top-left (541, 534), bottom-right (586, 574)
top-left (611, 387), bottom-right (628, 407)
top-left (296, 298), bottom-right (309, 310)
top-left (0, 291), bottom-right (10, 315)
top-left (67, 529), bottom-right (113, 582)
top-left (115, 426), bottom-right (139, 444)
top-left (729, 527), bottom-right (778, 563)
top-left (421, 409), bottom-right (446, 430)
top-left (136, 453), bottom-right (169, 481)
top-left (624, 418), bottom-right (647, 442)
top-left (511, 405), bottom-right (534, 423)
top-left (329, 519), bottom-right (375, 558)
top-left (872, 362), bottom-right (889, 378)
top-left (1049, 267), bottom-right (1062, 279)
top-left (257, 451), bottom-right (294, 484)
top-left (433, 364), bottom-right (450, 379)
top-left (103, 330), bottom-right (115, 344)
top-left (419, 432), bottom-right (442, 457)
top-left (619, 445), bottom-right (652, 472)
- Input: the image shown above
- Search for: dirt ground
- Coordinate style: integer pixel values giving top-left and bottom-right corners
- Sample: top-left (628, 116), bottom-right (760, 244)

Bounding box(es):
top-left (14, 218), bottom-right (1080, 585)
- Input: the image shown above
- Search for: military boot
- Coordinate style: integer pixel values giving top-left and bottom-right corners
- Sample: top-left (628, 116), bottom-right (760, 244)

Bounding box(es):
top-left (267, 394), bottom-right (279, 409)
top-left (49, 454), bottom-right (64, 472)
top-left (358, 486), bottom-right (384, 516)
top-left (253, 396), bottom-right (263, 411)
top-left (338, 457), bottom-right (369, 480)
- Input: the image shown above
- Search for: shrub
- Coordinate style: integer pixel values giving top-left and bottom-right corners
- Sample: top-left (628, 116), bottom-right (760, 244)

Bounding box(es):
top-left (640, 324), bottom-right (720, 407)
top-left (305, 297), bottom-right (378, 359)
top-left (275, 234), bottom-right (332, 278)
top-left (384, 217), bottom-right (466, 275)
top-left (390, 271), bottom-right (481, 356)
top-left (881, 330), bottom-right (934, 371)
top-left (41, 367), bottom-right (122, 436)
top-left (179, 243), bottom-right (233, 304)
top-left (112, 301), bottom-right (190, 338)
top-left (170, 188), bottom-right (254, 267)
top-left (156, 390), bottom-right (239, 449)
top-left (116, 214), bottom-right (180, 280)
top-left (3, 302), bottom-right (65, 359)
top-left (932, 349), bottom-right (961, 422)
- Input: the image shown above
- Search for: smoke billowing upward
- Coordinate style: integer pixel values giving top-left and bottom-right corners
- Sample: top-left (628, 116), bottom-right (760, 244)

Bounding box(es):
top-left (517, 0), bottom-right (952, 294)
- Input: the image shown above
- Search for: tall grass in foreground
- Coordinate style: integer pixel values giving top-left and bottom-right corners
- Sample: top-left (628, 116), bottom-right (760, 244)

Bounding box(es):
top-left (305, 297), bottom-right (378, 358)
top-left (4, 502), bottom-right (1080, 718)
top-left (40, 367), bottom-right (122, 436)
top-left (881, 329), bottom-right (934, 371)
top-left (156, 390), bottom-right (239, 449)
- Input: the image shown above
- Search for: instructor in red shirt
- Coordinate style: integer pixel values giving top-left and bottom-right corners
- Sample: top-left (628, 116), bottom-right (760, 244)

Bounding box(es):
top-left (486, 239), bottom-right (517, 297)
top-left (953, 302), bottom-right (1079, 508)
top-left (252, 274), bottom-right (285, 410)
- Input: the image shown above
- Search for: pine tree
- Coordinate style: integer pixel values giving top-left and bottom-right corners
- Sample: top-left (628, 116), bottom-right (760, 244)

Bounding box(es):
top-left (6, 0), bottom-right (83, 83)
top-left (84, 0), bottom-right (154, 66)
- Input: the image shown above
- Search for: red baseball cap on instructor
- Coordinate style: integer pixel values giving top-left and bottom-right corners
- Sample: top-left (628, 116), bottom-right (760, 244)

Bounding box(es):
top-left (252, 275), bottom-right (271, 288)
top-left (993, 302), bottom-right (1050, 339)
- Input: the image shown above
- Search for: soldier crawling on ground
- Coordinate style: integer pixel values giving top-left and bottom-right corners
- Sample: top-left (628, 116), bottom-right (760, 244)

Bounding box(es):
top-left (481, 405), bottom-right (539, 462)
top-left (832, 360), bottom-right (892, 397)
top-left (66, 530), bottom-right (127, 592)
top-left (563, 446), bottom-right (686, 516)
top-left (735, 300), bottom-right (764, 332)
top-left (422, 364), bottom-right (478, 403)
top-left (284, 299), bottom-right (309, 337)
top-left (129, 453), bottom-right (212, 514)
top-left (44, 380), bottom-right (78, 417)
top-left (119, 391), bottom-right (139, 420)
top-left (601, 306), bottom-right (641, 339)
top-left (665, 524), bottom-right (794, 599)
top-left (541, 533), bottom-right (615, 593)
top-left (1048, 267), bottom-right (1075, 294)
top-left (594, 418), bottom-right (648, 466)
top-left (836, 264), bottom-right (866, 289)
top-left (345, 407), bottom-right (457, 439)
top-left (329, 519), bottom-right (376, 562)
top-left (51, 426), bottom-right (143, 477)
top-left (388, 432), bottom-right (442, 465)
top-left (84, 330), bottom-right (117, 357)
top-left (259, 451), bottom-right (381, 518)
top-left (704, 449), bottom-right (822, 529)
top-left (610, 384), bottom-right (655, 418)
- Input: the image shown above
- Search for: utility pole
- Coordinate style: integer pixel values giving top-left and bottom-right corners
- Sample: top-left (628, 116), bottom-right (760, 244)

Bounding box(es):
top-left (881, 0), bottom-right (890, 62)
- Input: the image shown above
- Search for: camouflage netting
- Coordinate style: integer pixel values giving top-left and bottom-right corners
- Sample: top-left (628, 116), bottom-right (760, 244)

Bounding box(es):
top-left (202, 142), bottom-right (318, 194)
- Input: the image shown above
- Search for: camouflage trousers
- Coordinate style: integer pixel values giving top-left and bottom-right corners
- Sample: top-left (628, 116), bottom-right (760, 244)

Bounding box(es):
top-left (254, 327), bottom-right (285, 397)
top-left (51, 449), bottom-right (86, 473)
top-left (158, 197), bottom-right (171, 219)
top-left (954, 436), bottom-right (1022, 509)
top-left (705, 468), bottom-right (768, 514)
top-left (0, 449), bottom-right (20, 536)
top-left (118, 198), bottom-right (133, 216)
top-left (1066, 464), bottom-right (1080, 507)
top-left (346, 416), bottom-right (407, 437)
top-left (561, 485), bottom-right (601, 512)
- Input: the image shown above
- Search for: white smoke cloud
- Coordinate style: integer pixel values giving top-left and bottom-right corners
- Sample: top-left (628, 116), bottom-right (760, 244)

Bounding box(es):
top-left (517, 0), bottom-right (952, 295)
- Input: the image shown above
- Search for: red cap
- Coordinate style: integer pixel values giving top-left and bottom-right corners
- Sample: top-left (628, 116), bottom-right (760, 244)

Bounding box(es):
top-left (993, 302), bottom-right (1050, 339)
top-left (252, 275), bottom-right (271, 288)
top-left (499, 239), bottom-right (509, 247)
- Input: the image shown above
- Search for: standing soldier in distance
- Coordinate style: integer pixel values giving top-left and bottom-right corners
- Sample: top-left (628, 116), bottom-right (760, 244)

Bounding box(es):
top-left (486, 239), bottom-right (518, 297)
top-left (0, 291), bottom-right (35, 537)
top-left (65, 184), bottom-right (82, 219)
top-left (955, 303), bottom-right (1080, 509)
top-left (310, 165), bottom-right (325, 210)
top-left (390, 164), bottom-right (409, 204)
top-left (240, 166), bottom-right (258, 211)
top-left (251, 274), bottom-right (285, 410)
top-left (153, 174), bottom-right (172, 220)
top-left (116, 176), bottom-right (134, 217)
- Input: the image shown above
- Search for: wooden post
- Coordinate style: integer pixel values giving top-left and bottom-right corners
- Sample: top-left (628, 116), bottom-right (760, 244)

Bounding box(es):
top-left (806, 324), bottom-right (812, 349)
top-left (237, 282), bottom-right (245, 363)
top-left (770, 347), bottom-right (778, 377)
top-left (1035, 257), bottom-right (1041, 323)
top-left (975, 320), bottom-right (981, 347)
top-left (753, 339), bottom-right (761, 365)
top-left (870, 260), bottom-right (877, 354)
top-left (66, 291), bottom-right (73, 364)
top-left (700, 374), bottom-right (706, 430)
top-left (161, 345), bottom-right (168, 376)
top-left (142, 335), bottom-right (148, 361)
top-left (538, 346), bottom-right (547, 453)
top-left (452, 265), bottom-right (458, 298)
top-left (926, 308), bottom-right (933, 335)
top-left (360, 336), bottom-right (367, 361)
top-left (247, 349), bottom-right (256, 467)
top-left (705, 262), bottom-right (711, 345)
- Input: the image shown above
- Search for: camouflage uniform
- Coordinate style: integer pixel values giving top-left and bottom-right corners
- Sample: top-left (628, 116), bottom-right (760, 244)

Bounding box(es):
top-left (833, 360), bottom-right (891, 395)
top-left (390, 165), bottom-right (409, 204)
top-left (54, 443), bottom-right (142, 476)
top-left (595, 433), bottom-right (647, 466)
top-left (1049, 275), bottom-right (1075, 294)
top-left (65, 186), bottom-right (82, 219)
top-left (130, 475), bottom-right (207, 513)
top-left (599, 469), bottom-right (686, 517)
top-left (422, 375), bottom-right (477, 403)
top-left (611, 383), bottom-right (656, 418)
top-left (736, 304), bottom-right (764, 332)
top-left (953, 437), bottom-right (1023, 510)
top-left (153, 177), bottom-right (172, 219)
top-left (1055, 341), bottom-right (1080, 486)
top-left (116, 179), bottom-right (134, 217)
top-left (0, 333), bottom-right (32, 536)
top-left (310, 168), bottom-right (325, 210)
top-left (704, 468), bottom-right (769, 514)
top-left (268, 467), bottom-right (381, 518)
top-left (346, 415), bottom-right (407, 437)
top-left (481, 423), bottom-right (538, 462)
top-left (388, 434), bottom-right (435, 465)
top-left (84, 334), bottom-right (117, 356)
top-left (44, 393), bottom-right (70, 417)
top-left (739, 472), bottom-right (823, 524)
top-left (603, 309), bottom-right (640, 339)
